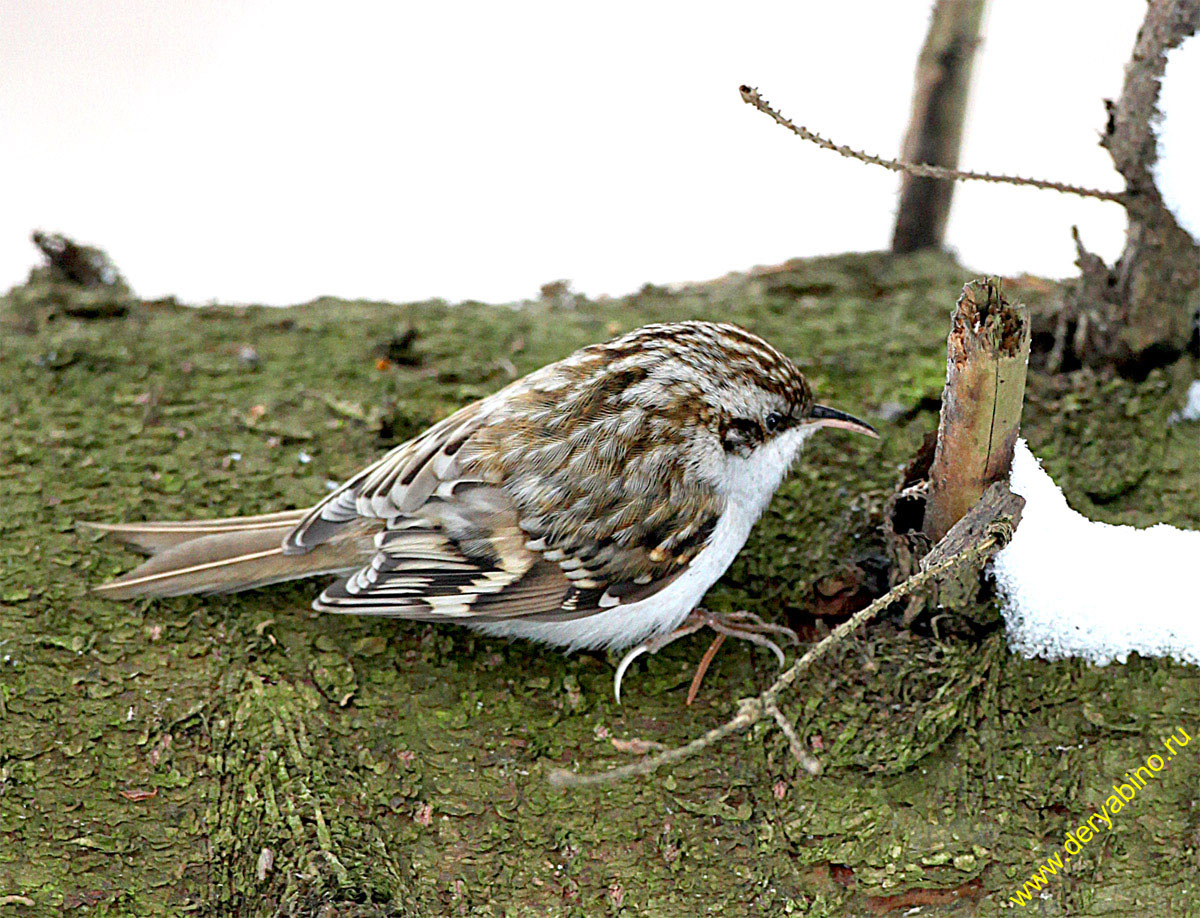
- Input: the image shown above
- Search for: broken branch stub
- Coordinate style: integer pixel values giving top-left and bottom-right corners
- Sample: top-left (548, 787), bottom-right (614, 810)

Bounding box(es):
top-left (923, 278), bottom-right (1030, 543)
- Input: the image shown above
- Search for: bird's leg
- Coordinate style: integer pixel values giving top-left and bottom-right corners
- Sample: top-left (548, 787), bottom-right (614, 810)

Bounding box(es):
top-left (612, 614), bottom-right (709, 705)
top-left (613, 608), bottom-right (799, 704)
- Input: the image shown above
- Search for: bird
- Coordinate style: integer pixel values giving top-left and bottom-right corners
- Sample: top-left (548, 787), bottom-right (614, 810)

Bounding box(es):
top-left (88, 321), bottom-right (877, 702)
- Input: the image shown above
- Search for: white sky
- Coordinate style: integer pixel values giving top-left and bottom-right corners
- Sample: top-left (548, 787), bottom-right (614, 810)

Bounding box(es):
top-left (0, 1), bottom-right (1185, 306)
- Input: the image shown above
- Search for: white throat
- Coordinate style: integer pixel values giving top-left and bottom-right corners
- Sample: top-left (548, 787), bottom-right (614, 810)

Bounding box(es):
top-left (720, 426), bottom-right (816, 518)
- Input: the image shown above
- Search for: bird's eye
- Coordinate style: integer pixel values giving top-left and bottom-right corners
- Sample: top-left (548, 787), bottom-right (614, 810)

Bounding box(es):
top-left (765, 411), bottom-right (785, 432)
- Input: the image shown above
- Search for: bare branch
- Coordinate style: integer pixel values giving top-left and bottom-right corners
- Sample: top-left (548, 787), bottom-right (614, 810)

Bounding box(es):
top-left (738, 85), bottom-right (1125, 204)
top-left (1102, 0), bottom-right (1200, 200)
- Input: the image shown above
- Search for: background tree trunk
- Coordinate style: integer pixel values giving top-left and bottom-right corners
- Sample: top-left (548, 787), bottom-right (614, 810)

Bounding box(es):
top-left (891, 0), bottom-right (988, 254)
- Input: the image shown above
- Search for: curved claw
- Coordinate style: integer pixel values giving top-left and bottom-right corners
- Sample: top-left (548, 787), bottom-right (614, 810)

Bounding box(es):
top-left (613, 643), bottom-right (650, 705)
top-left (707, 621), bottom-right (788, 667)
top-left (762, 636), bottom-right (787, 668)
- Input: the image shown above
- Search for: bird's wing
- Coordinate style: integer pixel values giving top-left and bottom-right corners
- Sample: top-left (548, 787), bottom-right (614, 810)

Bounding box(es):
top-left (283, 398), bottom-right (489, 553)
top-left (291, 366), bottom-right (725, 623)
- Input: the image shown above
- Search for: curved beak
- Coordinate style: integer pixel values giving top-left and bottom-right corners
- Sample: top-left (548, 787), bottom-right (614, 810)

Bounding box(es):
top-left (805, 404), bottom-right (878, 438)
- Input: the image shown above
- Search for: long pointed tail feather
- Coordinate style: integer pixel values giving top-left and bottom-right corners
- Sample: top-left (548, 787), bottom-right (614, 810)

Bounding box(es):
top-left (81, 509), bottom-right (310, 554)
top-left (87, 512), bottom-right (379, 600)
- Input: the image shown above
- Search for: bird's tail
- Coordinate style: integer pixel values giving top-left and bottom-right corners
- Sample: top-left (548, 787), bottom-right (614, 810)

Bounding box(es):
top-left (85, 510), bottom-right (378, 599)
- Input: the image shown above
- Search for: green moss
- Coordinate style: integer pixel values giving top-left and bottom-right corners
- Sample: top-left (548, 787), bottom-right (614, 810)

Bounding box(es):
top-left (1, 253), bottom-right (1197, 916)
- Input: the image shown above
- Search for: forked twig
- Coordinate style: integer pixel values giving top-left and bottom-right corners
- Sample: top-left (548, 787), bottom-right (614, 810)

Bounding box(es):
top-left (738, 85), bottom-right (1125, 204)
top-left (548, 522), bottom-right (1013, 788)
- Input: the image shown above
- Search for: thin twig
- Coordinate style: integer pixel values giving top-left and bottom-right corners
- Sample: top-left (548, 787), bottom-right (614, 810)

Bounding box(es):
top-left (765, 700), bottom-right (821, 775)
top-left (738, 85), bottom-right (1125, 204)
top-left (548, 522), bottom-right (1012, 788)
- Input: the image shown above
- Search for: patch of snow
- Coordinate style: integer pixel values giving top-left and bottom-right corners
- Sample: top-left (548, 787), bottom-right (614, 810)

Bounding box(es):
top-left (1156, 37), bottom-right (1200, 240)
top-left (992, 440), bottom-right (1200, 666)
top-left (1169, 380), bottom-right (1200, 424)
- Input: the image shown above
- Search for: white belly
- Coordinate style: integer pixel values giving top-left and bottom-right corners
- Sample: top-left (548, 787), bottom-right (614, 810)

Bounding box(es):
top-left (470, 497), bottom-right (760, 651)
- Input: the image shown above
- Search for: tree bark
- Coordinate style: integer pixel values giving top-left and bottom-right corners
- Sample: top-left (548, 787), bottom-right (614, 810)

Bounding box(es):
top-left (1066, 0), bottom-right (1200, 374)
top-left (891, 0), bottom-right (988, 254)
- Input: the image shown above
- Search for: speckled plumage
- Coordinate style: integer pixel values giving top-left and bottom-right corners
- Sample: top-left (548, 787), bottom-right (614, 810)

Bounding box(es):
top-left (92, 321), bottom-right (875, 651)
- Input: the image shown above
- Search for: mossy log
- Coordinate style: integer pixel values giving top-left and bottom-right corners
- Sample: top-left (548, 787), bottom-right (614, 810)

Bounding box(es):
top-left (1, 253), bottom-right (1196, 916)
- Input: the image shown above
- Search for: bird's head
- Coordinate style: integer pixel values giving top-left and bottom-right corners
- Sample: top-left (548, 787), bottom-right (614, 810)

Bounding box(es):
top-left (564, 322), bottom-right (877, 508)
top-left (498, 321), bottom-right (876, 515)
top-left (682, 324), bottom-right (876, 508)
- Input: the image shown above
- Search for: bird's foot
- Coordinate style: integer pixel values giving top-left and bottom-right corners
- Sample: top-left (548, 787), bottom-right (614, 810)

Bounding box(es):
top-left (613, 608), bottom-right (798, 705)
